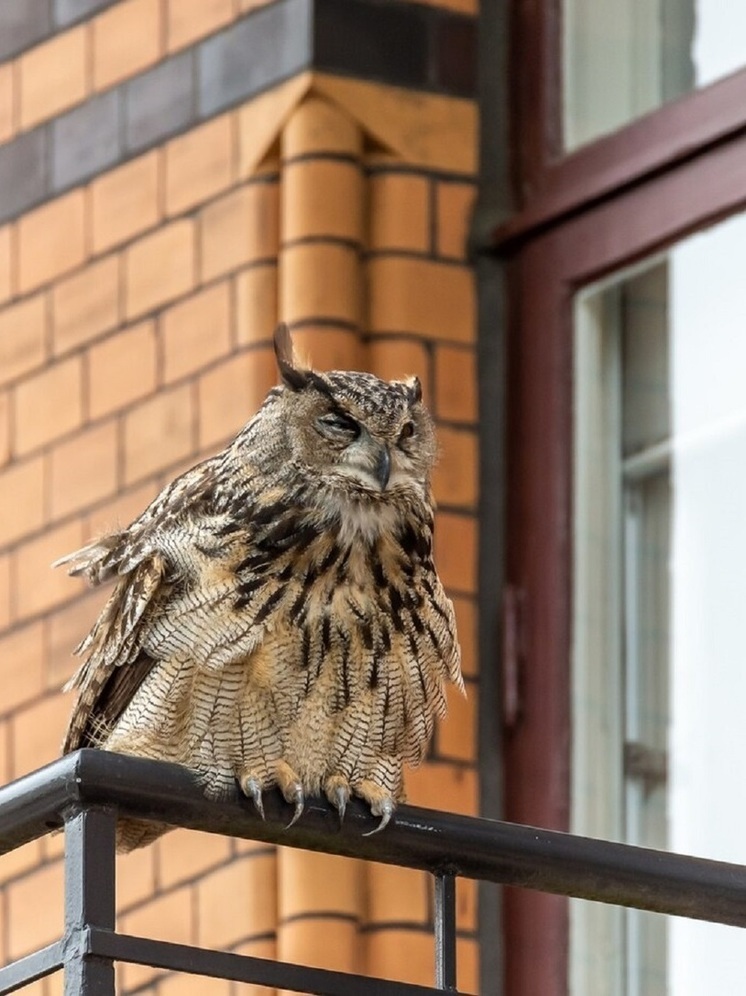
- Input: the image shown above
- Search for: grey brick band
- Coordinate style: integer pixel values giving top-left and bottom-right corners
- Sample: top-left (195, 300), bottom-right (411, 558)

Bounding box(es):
top-left (0, 0), bottom-right (476, 225)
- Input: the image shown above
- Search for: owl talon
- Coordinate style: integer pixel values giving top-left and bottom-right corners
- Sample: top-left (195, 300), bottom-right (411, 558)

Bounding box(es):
top-left (333, 785), bottom-right (349, 824)
top-left (244, 777), bottom-right (265, 820)
top-left (285, 785), bottom-right (304, 829)
top-left (363, 798), bottom-right (394, 837)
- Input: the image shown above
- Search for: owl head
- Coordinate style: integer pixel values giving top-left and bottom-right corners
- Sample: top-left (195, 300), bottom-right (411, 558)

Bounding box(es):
top-left (271, 324), bottom-right (437, 501)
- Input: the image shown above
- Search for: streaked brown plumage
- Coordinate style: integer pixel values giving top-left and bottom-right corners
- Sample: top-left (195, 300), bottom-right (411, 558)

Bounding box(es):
top-left (56, 326), bottom-right (463, 850)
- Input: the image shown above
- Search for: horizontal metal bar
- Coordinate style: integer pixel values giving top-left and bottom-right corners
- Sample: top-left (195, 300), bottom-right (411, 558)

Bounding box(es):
top-left (84, 928), bottom-right (449, 995)
top-left (0, 942), bottom-right (64, 994)
top-left (0, 753), bottom-right (78, 852)
top-left (2, 751), bottom-right (746, 928)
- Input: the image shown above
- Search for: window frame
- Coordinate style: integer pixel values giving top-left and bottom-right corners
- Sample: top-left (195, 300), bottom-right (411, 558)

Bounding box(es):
top-left (497, 13), bottom-right (746, 990)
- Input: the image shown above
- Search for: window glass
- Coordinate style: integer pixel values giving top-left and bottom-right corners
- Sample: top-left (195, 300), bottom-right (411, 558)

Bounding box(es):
top-left (571, 212), bottom-right (746, 994)
top-left (563, 0), bottom-right (746, 148)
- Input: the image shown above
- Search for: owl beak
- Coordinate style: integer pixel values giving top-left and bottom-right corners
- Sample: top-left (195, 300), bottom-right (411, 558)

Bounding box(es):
top-left (374, 444), bottom-right (391, 490)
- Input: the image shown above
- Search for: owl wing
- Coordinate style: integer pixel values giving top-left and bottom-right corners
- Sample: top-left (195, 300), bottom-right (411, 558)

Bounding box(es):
top-left (62, 555), bottom-right (166, 751)
top-left (59, 454), bottom-right (263, 752)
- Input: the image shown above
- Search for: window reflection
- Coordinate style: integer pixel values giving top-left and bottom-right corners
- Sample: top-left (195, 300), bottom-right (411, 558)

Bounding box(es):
top-left (572, 213), bottom-right (746, 994)
top-left (563, 0), bottom-right (746, 148)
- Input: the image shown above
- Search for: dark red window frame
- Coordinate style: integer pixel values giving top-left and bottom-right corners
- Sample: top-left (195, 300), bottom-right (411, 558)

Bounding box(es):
top-left (496, 6), bottom-right (746, 991)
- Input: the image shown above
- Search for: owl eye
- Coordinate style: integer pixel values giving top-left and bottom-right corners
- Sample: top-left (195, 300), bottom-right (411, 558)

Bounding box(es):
top-left (398, 421), bottom-right (415, 446)
top-left (316, 411), bottom-right (360, 439)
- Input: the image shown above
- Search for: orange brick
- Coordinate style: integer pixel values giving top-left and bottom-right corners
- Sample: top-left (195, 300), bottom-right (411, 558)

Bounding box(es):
top-left (14, 357), bottom-right (83, 455)
top-left (369, 173), bottom-right (430, 252)
top-left (14, 519), bottom-right (84, 620)
top-left (0, 554), bottom-right (10, 629)
top-left (167, 0), bottom-right (234, 51)
top-left (231, 937), bottom-right (276, 996)
top-left (451, 595), bottom-right (476, 679)
top-left (456, 876), bottom-right (478, 932)
top-left (116, 844), bottom-right (156, 912)
top-left (123, 384), bottom-right (194, 484)
top-left (18, 192), bottom-right (87, 295)
top-left (438, 682), bottom-right (476, 762)
top-left (0, 455), bottom-right (45, 548)
top-left (161, 282), bottom-right (232, 383)
top-left (433, 512), bottom-right (476, 593)
top-left (49, 421), bottom-right (119, 519)
top-left (53, 255), bottom-right (120, 355)
top-left (434, 346), bottom-right (477, 422)
top-left (366, 929), bottom-right (433, 986)
top-left (125, 220), bottom-right (196, 320)
top-left (431, 427), bottom-right (477, 508)
top-left (45, 970), bottom-right (65, 996)
top-left (199, 183), bottom-right (279, 282)
top-left (0, 840), bottom-right (44, 885)
top-left (367, 338), bottom-right (431, 406)
top-left (0, 622), bottom-right (45, 714)
top-left (281, 243), bottom-right (360, 326)
top-left (158, 828), bottom-right (232, 890)
top-left (43, 828), bottom-right (66, 862)
top-left (0, 392), bottom-right (9, 466)
top-left (369, 259), bottom-right (474, 344)
top-left (406, 761), bottom-right (477, 815)
top-left (159, 974), bottom-right (232, 996)
top-left (0, 225), bottom-right (12, 304)
top-left (279, 917), bottom-right (360, 974)
top-left (282, 95), bottom-right (362, 159)
top-left (0, 293), bottom-right (48, 386)
top-left (19, 27), bottom-right (87, 130)
top-left (198, 350), bottom-right (276, 449)
top-left (119, 887), bottom-right (194, 990)
top-left (282, 160), bottom-right (363, 243)
top-left (279, 852), bottom-right (361, 920)
top-left (367, 863), bottom-right (429, 925)
top-left (12, 692), bottom-right (70, 777)
top-left (0, 63), bottom-right (14, 143)
top-left (235, 264), bottom-right (277, 345)
top-left (7, 860), bottom-right (63, 959)
top-left (88, 320), bottom-right (157, 419)
top-left (90, 152), bottom-right (161, 255)
top-left (197, 853), bottom-right (277, 949)
top-left (457, 937), bottom-right (480, 994)
top-left (47, 589), bottom-right (108, 691)
top-left (84, 480), bottom-right (159, 542)
top-left (289, 328), bottom-right (362, 373)
top-left (165, 114), bottom-right (234, 216)
top-left (93, 0), bottom-right (162, 90)
top-left (436, 182), bottom-right (475, 260)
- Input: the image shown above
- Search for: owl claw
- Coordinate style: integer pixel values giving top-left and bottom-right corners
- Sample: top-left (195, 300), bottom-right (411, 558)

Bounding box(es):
top-left (285, 785), bottom-right (304, 829)
top-left (363, 798), bottom-right (394, 837)
top-left (244, 778), bottom-right (265, 820)
top-left (333, 785), bottom-right (349, 824)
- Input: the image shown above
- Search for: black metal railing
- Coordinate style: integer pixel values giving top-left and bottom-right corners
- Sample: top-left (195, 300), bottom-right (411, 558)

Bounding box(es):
top-left (0, 749), bottom-right (745, 994)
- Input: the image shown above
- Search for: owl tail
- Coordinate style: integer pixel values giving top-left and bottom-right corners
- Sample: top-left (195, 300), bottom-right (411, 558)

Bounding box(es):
top-left (52, 532), bottom-right (126, 586)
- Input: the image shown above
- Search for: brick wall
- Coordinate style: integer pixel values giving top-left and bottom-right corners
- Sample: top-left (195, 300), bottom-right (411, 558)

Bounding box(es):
top-left (0, 2), bottom-right (479, 992)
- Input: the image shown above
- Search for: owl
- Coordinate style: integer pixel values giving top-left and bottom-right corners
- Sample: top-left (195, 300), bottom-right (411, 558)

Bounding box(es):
top-left (56, 325), bottom-right (463, 851)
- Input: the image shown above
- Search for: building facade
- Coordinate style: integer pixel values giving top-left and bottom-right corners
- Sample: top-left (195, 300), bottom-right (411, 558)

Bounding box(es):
top-left (0, 1), bottom-right (480, 993)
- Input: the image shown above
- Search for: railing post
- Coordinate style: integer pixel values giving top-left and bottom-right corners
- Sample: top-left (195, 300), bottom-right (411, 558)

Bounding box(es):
top-left (64, 806), bottom-right (117, 995)
top-left (434, 872), bottom-right (458, 991)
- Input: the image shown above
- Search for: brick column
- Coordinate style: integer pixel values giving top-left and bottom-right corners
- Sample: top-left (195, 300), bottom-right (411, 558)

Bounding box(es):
top-left (279, 94), bottom-right (366, 370)
top-left (275, 94), bottom-right (367, 987)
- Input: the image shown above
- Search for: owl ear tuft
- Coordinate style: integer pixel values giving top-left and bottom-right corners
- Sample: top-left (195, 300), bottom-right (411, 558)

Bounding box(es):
top-left (274, 323), bottom-right (309, 391)
top-left (407, 376), bottom-right (422, 404)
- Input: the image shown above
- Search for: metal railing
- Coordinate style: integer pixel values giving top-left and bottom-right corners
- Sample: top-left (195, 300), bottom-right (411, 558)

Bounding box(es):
top-left (0, 749), bottom-right (745, 994)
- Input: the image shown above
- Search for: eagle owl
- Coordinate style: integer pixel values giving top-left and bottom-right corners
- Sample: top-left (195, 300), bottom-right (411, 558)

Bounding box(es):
top-left (56, 326), bottom-right (463, 850)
